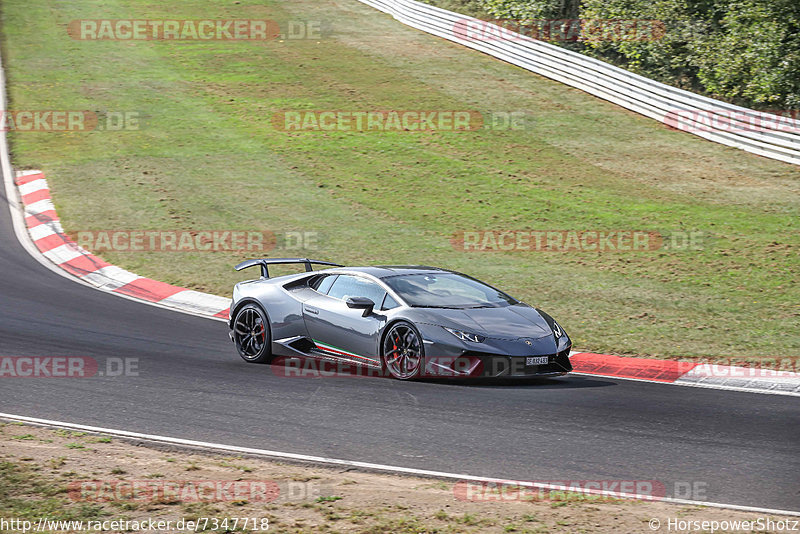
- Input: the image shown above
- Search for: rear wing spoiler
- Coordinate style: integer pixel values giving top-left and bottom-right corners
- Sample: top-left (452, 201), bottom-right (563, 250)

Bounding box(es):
top-left (235, 258), bottom-right (343, 279)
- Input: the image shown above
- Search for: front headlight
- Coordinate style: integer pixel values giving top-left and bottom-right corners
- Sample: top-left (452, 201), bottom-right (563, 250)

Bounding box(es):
top-left (444, 327), bottom-right (486, 343)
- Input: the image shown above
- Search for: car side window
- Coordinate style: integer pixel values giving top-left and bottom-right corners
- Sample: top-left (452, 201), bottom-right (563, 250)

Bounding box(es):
top-left (381, 293), bottom-right (400, 310)
top-left (314, 274), bottom-right (338, 295)
top-left (327, 275), bottom-right (386, 305)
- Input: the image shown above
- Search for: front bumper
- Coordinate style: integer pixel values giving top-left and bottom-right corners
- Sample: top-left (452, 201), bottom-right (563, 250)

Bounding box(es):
top-left (415, 323), bottom-right (572, 379)
top-left (419, 347), bottom-right (572, 378)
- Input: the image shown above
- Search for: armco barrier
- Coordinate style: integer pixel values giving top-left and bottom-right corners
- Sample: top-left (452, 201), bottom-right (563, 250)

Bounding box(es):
top-left (355, 0), bottom-right (800, 166)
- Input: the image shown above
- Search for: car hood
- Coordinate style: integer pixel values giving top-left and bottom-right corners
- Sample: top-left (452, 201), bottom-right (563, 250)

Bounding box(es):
top-left (414, 304), bottom-right (553, 339)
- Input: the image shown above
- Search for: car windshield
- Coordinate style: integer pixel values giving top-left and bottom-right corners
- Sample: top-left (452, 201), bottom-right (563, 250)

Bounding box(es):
top-left (383, 273), bottom-right (518, 308)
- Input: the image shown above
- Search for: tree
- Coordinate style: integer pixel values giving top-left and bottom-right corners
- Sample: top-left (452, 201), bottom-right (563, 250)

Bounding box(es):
top-left (580, 0), bottom-right (800, 108)
top-left (691, 0), bottom-right (800, 108)
top-left (480, 0), bottom-right (579, 20)
top-left (474, 0), bottom-right (800, 109)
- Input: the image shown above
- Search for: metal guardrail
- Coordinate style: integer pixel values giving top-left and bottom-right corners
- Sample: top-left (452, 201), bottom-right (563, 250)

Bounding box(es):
top-left (356, 0), bottom-right (800, 166)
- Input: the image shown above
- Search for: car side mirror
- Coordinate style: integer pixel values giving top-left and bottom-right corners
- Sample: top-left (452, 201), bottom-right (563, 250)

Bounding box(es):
top-left (346, 297), bottom-right (375, 317)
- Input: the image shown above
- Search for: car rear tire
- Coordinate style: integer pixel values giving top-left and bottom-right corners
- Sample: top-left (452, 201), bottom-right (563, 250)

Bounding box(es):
top-left (232, 303), bottom-right (273, 363)
top-left (381, 321), bottom-right (425, 380)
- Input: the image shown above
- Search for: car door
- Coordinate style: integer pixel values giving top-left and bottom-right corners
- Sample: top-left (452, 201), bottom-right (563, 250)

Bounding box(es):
top-left (302, 274), bottom-right (388, 365)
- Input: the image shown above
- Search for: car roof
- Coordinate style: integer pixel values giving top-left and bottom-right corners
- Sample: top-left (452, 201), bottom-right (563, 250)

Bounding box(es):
top-left (333, 266), bottom-right (453, 279)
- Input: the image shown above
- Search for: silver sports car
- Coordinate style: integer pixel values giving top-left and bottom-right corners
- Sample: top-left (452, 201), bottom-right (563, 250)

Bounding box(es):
top-left (228, 258), bottom-right (572, 380)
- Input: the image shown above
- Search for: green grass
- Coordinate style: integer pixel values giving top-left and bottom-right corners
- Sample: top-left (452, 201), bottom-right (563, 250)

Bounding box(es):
top-left (316, 495), bottom-right (343, 503)
top-left (0, 460), bottom-right (107, 522)
top-left (3, 0), bottom-right (799, 359)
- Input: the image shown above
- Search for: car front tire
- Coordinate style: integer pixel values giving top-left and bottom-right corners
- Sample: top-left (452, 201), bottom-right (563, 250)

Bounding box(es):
top-left (381, 321), bottom-right (425, 380)
top-left (232, 303), bottom-right (273, 363)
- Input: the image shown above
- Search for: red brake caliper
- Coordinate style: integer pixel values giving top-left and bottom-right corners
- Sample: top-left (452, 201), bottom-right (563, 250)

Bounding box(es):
top-left (256, 320), bottom-right (264, 340)
top-left (391, 334), bottom-right (399, 362)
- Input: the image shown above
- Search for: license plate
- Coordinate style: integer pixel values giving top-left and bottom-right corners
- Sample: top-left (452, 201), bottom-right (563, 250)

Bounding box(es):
top-left (526, 356), bottom-right (549, 366)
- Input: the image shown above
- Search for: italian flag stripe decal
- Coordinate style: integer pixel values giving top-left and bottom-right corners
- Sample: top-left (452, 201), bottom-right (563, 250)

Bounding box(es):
top-left (313, 340), bottom-right (376, 362)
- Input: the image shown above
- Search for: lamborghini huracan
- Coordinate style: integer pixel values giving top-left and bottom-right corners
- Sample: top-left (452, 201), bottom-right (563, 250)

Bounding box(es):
top-left (229, 258), bottom-right (572, 379)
